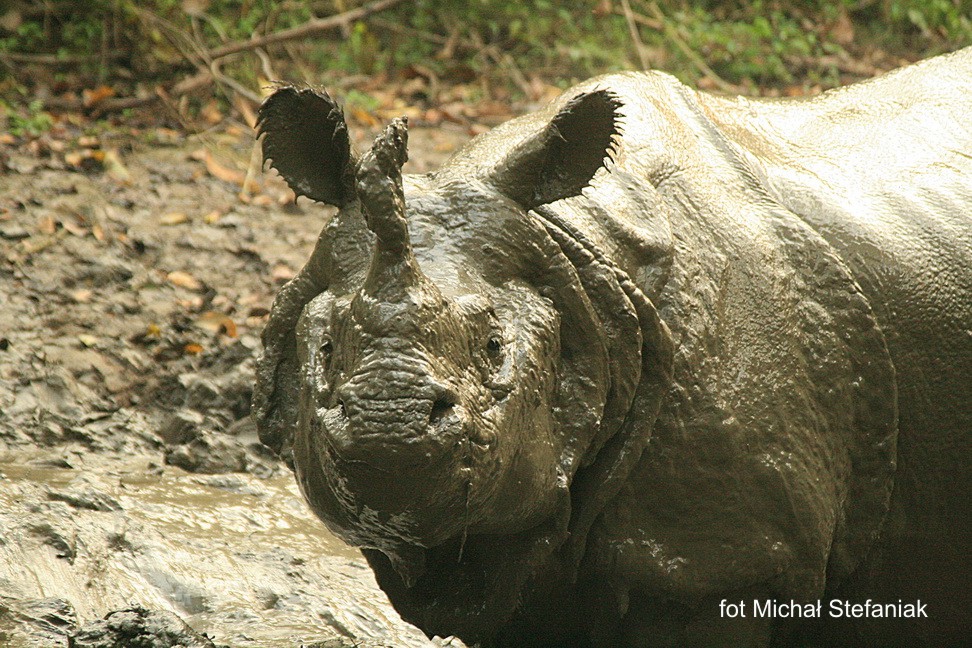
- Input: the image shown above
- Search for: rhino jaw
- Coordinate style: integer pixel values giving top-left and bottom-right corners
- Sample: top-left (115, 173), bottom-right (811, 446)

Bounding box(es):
top-left (297, 370), bottom-right (492, 548)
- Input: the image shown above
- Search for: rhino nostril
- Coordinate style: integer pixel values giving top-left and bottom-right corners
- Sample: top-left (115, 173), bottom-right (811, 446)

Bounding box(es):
top-left (338, 398), bottom-right (348, 419)
top-left (429, 395), bottom-right (456, 425)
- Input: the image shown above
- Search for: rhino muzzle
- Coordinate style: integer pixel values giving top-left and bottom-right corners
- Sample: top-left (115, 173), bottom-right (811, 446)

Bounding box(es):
top-left (326, 376), bottom-right (467, 465)
top-left (309, 371), bottom-right (488, 545)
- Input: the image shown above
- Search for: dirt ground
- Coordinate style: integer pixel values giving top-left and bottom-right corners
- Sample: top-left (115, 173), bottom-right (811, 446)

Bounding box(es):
top-left (0, 117), bottom-right (471, 647)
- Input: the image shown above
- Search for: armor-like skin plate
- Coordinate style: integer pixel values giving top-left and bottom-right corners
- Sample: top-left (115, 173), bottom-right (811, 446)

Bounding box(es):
top-left (255, 49), bottom-right (971, 647)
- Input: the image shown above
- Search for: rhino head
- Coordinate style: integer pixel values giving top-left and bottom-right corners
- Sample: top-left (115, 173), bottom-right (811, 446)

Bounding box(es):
top-left (254, 86), bottom-right (672, 638)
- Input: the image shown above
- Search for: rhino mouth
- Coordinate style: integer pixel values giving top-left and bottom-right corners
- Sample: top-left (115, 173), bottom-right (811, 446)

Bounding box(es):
top-left (305, 394), bottom-right (500, 551)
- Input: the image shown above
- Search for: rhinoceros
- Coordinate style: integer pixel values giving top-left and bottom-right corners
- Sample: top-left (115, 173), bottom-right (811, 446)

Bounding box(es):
top-left (253, 47), bottom-right (971, 647)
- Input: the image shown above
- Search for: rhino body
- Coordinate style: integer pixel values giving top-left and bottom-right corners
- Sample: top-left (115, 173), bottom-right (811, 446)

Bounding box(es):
top-left (255, 48), bottom-right (972, 647)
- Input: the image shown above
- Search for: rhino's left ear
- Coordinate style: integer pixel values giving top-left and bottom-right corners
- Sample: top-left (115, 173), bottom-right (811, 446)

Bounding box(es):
top-left (490, 89), bottom-right (622, 210)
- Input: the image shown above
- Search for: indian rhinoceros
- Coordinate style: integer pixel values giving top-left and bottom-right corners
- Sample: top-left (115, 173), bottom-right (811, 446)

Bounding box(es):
top-left (253, 47), bottom-right (971, 648)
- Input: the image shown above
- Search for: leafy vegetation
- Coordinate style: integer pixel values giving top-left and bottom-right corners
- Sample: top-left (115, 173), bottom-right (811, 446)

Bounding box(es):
top-left (0, 0), bottom-right (969, 119)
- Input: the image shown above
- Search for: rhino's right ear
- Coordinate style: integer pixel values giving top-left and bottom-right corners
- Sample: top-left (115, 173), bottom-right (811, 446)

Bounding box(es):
top-left (258, 85), bottom-right (357, 207)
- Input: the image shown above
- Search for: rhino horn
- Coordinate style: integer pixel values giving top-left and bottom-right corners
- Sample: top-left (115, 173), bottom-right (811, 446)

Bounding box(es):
top-left (356, 118), bottom-right (423, 293)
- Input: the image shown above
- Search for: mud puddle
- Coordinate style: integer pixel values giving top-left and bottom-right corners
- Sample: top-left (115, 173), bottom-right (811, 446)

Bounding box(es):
top-left (0, 453), bottom-right (441, 647)
top-left (0, 122), bottom-right (471, 646)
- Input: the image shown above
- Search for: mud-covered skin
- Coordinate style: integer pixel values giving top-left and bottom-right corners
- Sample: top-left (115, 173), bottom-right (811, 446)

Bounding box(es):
top-left (255, 48), bottom-right (972, 647)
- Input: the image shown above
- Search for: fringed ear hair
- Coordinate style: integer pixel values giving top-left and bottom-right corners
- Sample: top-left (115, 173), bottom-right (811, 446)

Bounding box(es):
top-left (487, 89), bottom-right (623, 210)
top-left (258, 84), bottom-right (357, 206)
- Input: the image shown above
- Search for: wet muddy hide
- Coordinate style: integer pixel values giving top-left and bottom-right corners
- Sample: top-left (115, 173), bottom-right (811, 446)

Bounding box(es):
top-left (256, 48), bottom-right (972, 647)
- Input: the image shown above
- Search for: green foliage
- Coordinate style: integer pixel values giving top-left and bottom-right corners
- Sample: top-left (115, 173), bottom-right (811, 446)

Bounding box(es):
top-left (2, 99), bottom-right (54, 136)
top-left (617, 0), bottom-right (972, 87)
top-left (884, 0), bottom-right (972, 42)
top-left (343, 88), bottom-right (380, 112)
top-left (397, 0), bottom-right (632, 77)
top-left (1, 0), bottom-right (970, 96)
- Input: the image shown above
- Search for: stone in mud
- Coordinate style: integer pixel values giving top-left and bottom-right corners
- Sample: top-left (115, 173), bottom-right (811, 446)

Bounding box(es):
top-left (164, 429), bottom-right (248, 474)
top-left (69, 606), bottom-right (222, 648)
top-left (0, 597), bottom-right (78, 648)
top-left (158, 409), bottom-right (204, 445)
top-left (46, 486), bottom-right (122, 512)
top-left (28, 522), bottom-right (77, 563)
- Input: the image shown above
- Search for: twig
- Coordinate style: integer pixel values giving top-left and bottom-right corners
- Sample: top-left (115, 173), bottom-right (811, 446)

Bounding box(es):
top-left (207, 0), bottom-right (410, 60)
top-left (615, 9), bottom-right (662, 32)
top-left (483, 46), bottom-right (533, 98)
top-left (371, 16), bottom-right (456, 48)
top-left (620, 0), bottom-right (650, 70)
top-left (98, 72), bottom-right (212, 116)
top-left (0, 51), bottom-right (127, 66)
top-left (784, 53), bottom-right (886, 78)
top-left (208, 60), bottom-right (263, 105)
top-left (642, 1), bottom-right (737, 93)
top-left (34, 0), bottom-right (409, 118)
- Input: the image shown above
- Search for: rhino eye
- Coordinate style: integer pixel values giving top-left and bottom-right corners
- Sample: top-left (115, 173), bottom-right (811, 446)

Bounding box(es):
top-left (318, 339), bottom-right (334, 368)
top-left (486, 335), bottom-right (502, 358)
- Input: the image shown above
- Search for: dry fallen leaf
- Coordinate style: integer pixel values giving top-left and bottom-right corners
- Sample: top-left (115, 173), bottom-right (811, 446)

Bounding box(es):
top-left (201, 99), bottom-right (223, 125)
top-left (71, 289), bottom-right (93, 303)
top-left (203, 209), bottom-right (223, 224)
top-left (183, 0), bottom-right (211, 16)
top-left (202, 150), bottom-right (246, 186)
top-left (62, 220), bottom-right (89, 237)
top-left (20, 238), bottom-right (53, 254)
top-left (167, 270), bottom-right (204, 291)
top-left (196, 311), bottom-right (238, 338)
top-left (160, 212), bottom-right (189, 226)
top-left (64, 151), bottom-right (84, 167)
top-left (38, 216), bottom-right (57, 235)
top-left (184, 342), bottom-right (204, 355)
top-left (272, 263), bottom-right (295, 283)
top-left (64, 148), bottom-right (106, 172)
top-left (178, 296), bottom-right (205, 310)
top-left (82, 85), bottom-right (115, 108)
top-left (350, 107), bottom-right (380, 127)
top-left (829, 7), bottom-right (855, 46)
top-left (102, 149), bottom-right (130, 184)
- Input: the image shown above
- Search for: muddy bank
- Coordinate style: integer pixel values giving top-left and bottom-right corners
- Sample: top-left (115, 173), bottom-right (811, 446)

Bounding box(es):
top-left (0, 122), bottom-right (471, 647)
top-left (0, 457), bottom-right (443, 647)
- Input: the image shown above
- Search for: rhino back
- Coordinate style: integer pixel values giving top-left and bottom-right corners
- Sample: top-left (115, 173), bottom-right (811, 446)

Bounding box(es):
top-left (701, 47), bottom-right (972, 640)
top-left (492, 70), bottom-right (895, 609)
top-left (509, 57), bottom-right (969, 643)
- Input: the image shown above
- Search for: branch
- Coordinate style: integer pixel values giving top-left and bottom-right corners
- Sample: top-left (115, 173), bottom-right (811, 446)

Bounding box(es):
top-left (207, 0), bottom-right (410, 60)
top-left (643, 1), bottom-right (737, 93)
top-left (36, 0), bottom-right (410, 118)
top-left (42, 72), bottom-right (213, 116)
top-left (0, 51), bottom-right (128, 66)
top-left (620, 0), bottom-right (650, 70)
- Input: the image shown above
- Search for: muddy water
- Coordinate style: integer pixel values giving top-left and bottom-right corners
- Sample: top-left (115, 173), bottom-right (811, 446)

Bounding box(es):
top-left (0, 451), bottom-right (472, 648)
top-left (0, 123), bottom-right (472, 647)
top-left (0, 452), bottom-right (451, 647)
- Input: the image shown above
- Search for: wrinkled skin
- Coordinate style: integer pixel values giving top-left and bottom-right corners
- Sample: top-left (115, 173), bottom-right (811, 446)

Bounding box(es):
top-left (254, 48), bottom-right (972, 647)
